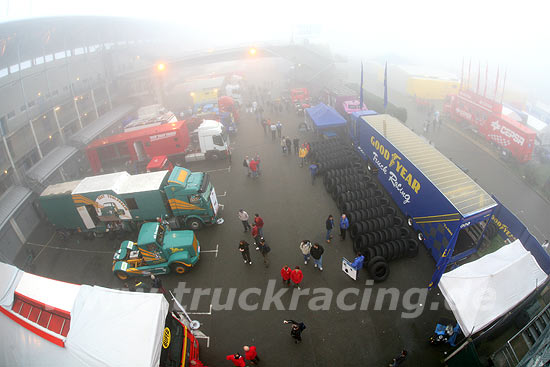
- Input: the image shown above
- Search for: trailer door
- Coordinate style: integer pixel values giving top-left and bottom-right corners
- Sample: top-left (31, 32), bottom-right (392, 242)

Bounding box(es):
top-left (77, 206), bottom-right (96, 229)
top-left (134, 141), bottom-right (147, 162)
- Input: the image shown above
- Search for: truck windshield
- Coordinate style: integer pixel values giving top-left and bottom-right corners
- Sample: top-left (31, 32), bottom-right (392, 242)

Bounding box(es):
top-left (199, 173), bottom-right (210, 194)
top-left (212, 134), bottom-right (225, 147)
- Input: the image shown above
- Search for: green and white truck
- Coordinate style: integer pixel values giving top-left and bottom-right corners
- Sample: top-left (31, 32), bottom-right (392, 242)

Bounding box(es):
top-left (112, 221), bottom-right (200, 279)
top-left (39, 166), bottom-right (222, 238)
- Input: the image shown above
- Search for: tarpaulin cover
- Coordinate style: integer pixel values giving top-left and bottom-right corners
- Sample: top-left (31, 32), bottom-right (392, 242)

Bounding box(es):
top-left (439, 240), bottom-right (548, 337)
top-left (305, 103), bottom-right (346, 129)
top-left (0, 261), bottom-right (169, 367)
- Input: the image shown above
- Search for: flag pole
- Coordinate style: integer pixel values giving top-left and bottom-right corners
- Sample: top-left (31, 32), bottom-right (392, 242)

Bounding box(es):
top-left (500, 67), bottom-right (507, 104)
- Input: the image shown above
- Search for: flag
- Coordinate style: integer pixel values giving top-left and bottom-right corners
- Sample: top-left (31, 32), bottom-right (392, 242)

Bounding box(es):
top-left (494, 66), bottom-right (500, 100)
top-left (483, 62), bottom-right (488, 97)
top-left (383, 62), bottom-right (388, 110)
top-left (359, 61), bottom-right (364, 110)
top-left (501, 67), bottom-right (507, 103)
top-left (459, 58), bottom-right (464, 91)
top-left (476, 61), bottom-right (480, 94)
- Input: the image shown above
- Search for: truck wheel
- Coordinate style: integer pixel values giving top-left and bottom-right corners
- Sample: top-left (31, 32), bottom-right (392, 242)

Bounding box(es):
top-left (171, 263), bottom-right (186, 274)
top-left (186, 218), bottom-right (203, 231)
top-left (115, 271), bottom-right (129, 280)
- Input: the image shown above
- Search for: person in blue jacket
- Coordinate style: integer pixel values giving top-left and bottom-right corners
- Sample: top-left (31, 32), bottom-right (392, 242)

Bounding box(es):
top-left (339, 214), bottom-right (349, 240)
top-left (351, 253), bottom-right (365, 270)
top-left (309, 163), bottom-right (318, 185)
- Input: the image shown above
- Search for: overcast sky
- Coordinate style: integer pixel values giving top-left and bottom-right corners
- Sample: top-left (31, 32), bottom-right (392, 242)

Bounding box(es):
top-left (2, 0), bottom-right (549, 101)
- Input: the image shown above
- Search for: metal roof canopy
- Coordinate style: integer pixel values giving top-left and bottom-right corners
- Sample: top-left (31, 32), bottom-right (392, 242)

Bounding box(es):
top-left (362, 114), bottom-right (497, 217)
top-left (0, 186), bottom-right (32, 230)
top-left (25, 146), bottom-right (78, 184)
top-left (70, 104), bottom-right (135, 147)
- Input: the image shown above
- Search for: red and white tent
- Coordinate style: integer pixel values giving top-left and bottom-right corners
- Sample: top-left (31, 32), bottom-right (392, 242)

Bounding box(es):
top-left (0, 262), bottom-right (169, 367)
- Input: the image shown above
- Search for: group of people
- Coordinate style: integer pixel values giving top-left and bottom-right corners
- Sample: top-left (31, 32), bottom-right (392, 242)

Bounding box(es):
top-left (237, 210), bottom-right (270, 267)
top-left (280, 136), bottom-right (300, 155)
top-left (242, 154), bottom-right (261, 179)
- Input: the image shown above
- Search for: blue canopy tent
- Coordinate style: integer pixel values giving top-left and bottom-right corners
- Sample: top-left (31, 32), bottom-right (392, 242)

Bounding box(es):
top-left (305, 103), bottom-right (347, 131)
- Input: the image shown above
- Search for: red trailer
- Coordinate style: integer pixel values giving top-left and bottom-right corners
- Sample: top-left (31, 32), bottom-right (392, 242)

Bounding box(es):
top-left (86, 121), bottom-right (190, 174)
top-left (444, 90), bottom-right (536, 162)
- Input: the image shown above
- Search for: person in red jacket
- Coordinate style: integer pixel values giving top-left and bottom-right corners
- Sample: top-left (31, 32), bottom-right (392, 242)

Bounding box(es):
top-left (290, 266), bottom-right (303, 289)
top-left (281, 265), bottom-right (291, 286)
top-left (254, 213), bottom-right (264, 237)
top-left (225, 353), bottom-right (245, 367)
top-left (248, 159), bottom-right (258, 179)
top-left (251, 224), bottom-right (261, 250)
top-left (243, 345), bottom-right (261, 365)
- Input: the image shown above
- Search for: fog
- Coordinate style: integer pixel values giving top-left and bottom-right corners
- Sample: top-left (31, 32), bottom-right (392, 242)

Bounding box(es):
top-left (2, 0), bottom-right (549, 101)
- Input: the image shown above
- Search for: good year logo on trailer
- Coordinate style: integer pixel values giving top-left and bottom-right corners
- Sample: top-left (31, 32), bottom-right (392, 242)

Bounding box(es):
top-left (370, 136), bottom-right (421, 205)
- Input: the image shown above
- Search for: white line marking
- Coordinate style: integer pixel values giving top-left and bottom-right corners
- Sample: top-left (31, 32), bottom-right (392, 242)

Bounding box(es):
top-left (26, 242), bottom-right (114, 254)
top-left (201, 245), bottom-right (219, 257)
top-left (217, 192), bottom-right (227, 197)
top-left (31, 233), bottom-right (56, 263)
top-left (205, 167), bottom-right (230, 173)
top-left (187, 304), bottom-right (213, 315)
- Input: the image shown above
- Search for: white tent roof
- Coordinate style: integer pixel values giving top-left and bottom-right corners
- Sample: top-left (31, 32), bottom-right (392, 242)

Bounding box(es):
top-left (0, 262), bottom-right (169, 367)
top-left (439, 240), bottom-right (548, 337)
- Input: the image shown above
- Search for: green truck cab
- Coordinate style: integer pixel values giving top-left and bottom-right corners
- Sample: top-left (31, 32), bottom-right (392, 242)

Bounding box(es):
top-left (112, 222), bottom-right (200, 280)
top-left (38, 166), bottom-right (222, 239)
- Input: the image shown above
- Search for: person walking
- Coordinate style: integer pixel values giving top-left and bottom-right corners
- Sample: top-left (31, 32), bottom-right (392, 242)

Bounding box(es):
top-left (258, 238), bottom-right (270, 267)
top-left (299, 240), bottom-right (312, 264)
top-left (261, 119), bottom-right (268, 135)
top-left (281, 265), bottom-right (292, 286)
top-left (239, 240), bottom-right (252, 265)
top-left (325, 215), bottom-right (334, 243)
top-left (254, 153), bottom-right (261, 176)
top-left (254, 214), bottom-right (264, 237)
top-left (270, 122), bottom-right (277, 141)
top-left (351, 252), bottom-right (365, 271)
top-left (309, 162), bottom-right (318, 185)
top-left (150, 274), bottom-right (166, 295)
top-left (251, 224), bottom-right (261, 249)
top-left (340, 214), bottom-right (349, 240)
top-left (290, 266), bottom-right (303, 289)
top-left (249, 158), bottom-right (258, 179)
top-left (243, 345), bottom-right (260, 365)
top-left (276, 121), bottom-right (282, 138)
top-left (280, 136), bottom-right (287, 154)
top-left (226, 353), bottom-right (246, 367)
top-left (298, 145), bottom-right (307, 167)
top-left (243, 156), bottom-right (250, 177)
top-left (389, 350), bottom-right (408, 366)
top-left (310, 243), bottom-right (324, 271)
top-left (293, 137), bottom-right (300, 154)
top-left (283, 319), bottom-right (306, 344)
top-left (238, 209), bottom-right (251, 232)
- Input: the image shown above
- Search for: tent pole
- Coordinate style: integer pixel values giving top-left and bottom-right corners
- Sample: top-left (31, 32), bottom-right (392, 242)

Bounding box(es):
top-left (444, 337), bottom-right (473, 363)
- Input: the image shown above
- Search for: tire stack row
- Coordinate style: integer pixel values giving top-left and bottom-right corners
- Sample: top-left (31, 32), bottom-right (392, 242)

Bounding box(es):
top-left (361, 239), bottom-right (420, 281)
top-left (310, 140), bottom-right (417, 283)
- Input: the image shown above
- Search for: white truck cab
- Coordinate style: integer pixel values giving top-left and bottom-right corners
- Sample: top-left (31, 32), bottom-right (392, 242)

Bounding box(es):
top-left (186, 120), bottom-right (229, 161)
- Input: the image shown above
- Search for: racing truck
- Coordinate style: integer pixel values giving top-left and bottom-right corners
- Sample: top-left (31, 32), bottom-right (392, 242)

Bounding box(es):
top-left (112, 221), bottom-right (200, 280)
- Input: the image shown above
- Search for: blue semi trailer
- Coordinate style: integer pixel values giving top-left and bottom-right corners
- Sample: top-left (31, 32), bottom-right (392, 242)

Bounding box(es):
top-left (350, 112), bottom-right (499, 287)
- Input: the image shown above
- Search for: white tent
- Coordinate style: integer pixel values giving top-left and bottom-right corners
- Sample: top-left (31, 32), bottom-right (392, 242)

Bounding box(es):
top-left (439, 240), bottom-right (548, 337)
top-left (0, 262), bottom-right (169, 367)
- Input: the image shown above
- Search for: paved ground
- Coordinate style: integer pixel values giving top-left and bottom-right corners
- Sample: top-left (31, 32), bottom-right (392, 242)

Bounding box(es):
top-left (20, 60), bottom-right (550, 366)
top-left (16, 86), bottom-right (457, 366)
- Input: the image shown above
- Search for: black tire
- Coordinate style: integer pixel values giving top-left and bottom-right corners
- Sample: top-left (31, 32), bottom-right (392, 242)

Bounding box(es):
top-left (115, 270), bottom-right (129, 280)
top-left (186, 218), bottom-right (203, 231)
top-left (368, 259), bottom-right (390, 282)
top-left (171, 263), bottom-right (187, 274)
top-left (407, 239), bottom-right (419, 257)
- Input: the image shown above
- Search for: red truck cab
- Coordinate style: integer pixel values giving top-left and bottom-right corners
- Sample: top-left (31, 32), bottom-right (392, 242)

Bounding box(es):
top-left (147, 155), bottom-right (174, 172)
top-left (160, 312), bottom-right (202, 367)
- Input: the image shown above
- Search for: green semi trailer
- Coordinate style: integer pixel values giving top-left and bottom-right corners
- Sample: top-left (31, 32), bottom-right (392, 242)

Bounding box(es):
top-left (39, 166), bottom-right (222, 238)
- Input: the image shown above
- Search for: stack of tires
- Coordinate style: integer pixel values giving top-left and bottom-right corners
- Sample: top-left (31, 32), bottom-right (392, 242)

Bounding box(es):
top-left (311, 139), bottom-right (419, 282)
top-left (308, 139), bottom-right (357, 174)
